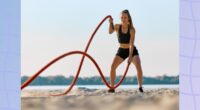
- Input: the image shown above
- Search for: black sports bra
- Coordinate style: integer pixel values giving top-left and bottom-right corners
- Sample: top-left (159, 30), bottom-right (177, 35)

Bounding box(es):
top-left (117, 25), bottom-right (130, 44)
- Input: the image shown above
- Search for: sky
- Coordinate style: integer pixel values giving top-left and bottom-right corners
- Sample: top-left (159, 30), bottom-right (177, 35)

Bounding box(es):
top-left (21, 0), bottom-right (179, 77)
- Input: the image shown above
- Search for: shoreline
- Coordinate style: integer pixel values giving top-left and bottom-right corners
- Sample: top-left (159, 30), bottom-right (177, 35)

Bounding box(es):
top-left (22, 84), bottom-right (179, 91)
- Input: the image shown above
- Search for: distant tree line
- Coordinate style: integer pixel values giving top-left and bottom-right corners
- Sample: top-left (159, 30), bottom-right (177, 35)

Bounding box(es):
top-left (21, 75), bottom-right (179, 85)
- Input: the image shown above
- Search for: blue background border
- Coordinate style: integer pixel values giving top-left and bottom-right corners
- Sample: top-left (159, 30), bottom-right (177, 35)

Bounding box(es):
top-left (0, 0), bottom-right (20, 110)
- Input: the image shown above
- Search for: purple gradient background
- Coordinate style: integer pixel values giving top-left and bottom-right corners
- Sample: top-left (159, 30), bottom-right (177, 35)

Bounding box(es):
top-left (180, 0), bottom-right (200, 110)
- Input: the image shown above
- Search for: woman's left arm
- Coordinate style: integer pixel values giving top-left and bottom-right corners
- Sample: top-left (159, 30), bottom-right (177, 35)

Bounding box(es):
top-left (128, 28), bottom-right (135, 63)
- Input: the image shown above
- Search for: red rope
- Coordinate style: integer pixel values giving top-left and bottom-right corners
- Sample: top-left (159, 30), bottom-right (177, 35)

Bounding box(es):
top-left (21, 15), bottom-right (131, 96)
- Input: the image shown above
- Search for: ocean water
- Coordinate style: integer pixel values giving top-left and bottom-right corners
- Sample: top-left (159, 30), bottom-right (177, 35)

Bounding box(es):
top-left (23, 85), bottom-right (179, 90)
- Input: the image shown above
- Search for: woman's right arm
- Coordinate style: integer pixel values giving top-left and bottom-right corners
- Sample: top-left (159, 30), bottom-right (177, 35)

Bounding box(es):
top-left (109, 17), bottom-right (120, 34)
top-left (109, 17), bottom-right (114, 34)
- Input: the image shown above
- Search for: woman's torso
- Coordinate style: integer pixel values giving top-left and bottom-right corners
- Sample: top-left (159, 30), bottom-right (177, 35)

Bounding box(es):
top-left (117, 24), bottom-right (133, 48)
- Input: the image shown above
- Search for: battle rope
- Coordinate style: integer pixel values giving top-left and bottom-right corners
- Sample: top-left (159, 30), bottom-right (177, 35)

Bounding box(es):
top-left (21, 15), bottom-right (131, 96)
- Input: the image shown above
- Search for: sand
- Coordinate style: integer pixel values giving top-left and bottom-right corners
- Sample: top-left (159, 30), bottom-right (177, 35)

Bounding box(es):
top-left (21, 87), bottom-right (179, 110)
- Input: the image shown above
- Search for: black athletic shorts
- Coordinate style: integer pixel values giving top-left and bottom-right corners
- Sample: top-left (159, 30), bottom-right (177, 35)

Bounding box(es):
top-left (116, 46), bottom-right (139, 60)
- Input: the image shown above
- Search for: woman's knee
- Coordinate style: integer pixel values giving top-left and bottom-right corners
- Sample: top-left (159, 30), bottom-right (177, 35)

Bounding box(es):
top-left (133, 56), bottom-right (141, 65)
top-left (111, 63), bottom-right (117, 71)
top-left (110, 56), bottom-right (123, 73)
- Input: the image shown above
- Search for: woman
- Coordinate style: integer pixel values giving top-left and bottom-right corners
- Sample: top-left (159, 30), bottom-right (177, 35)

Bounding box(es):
top-left (108, 9), bottom-right (143, 93)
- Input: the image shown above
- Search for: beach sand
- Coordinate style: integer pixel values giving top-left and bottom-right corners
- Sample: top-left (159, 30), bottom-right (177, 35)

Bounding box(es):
top-left (21, 87), bottom-right (179, 110)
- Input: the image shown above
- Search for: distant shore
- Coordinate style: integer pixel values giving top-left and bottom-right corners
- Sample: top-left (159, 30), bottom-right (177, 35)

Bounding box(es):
top-left (21, 75), bottom-right (179, 85)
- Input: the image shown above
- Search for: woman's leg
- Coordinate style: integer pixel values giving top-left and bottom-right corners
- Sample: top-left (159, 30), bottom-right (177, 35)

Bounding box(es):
top-left (132, 55), bottom-right (143, 88)
top-left (110, 56), bottom-right (124, 88)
